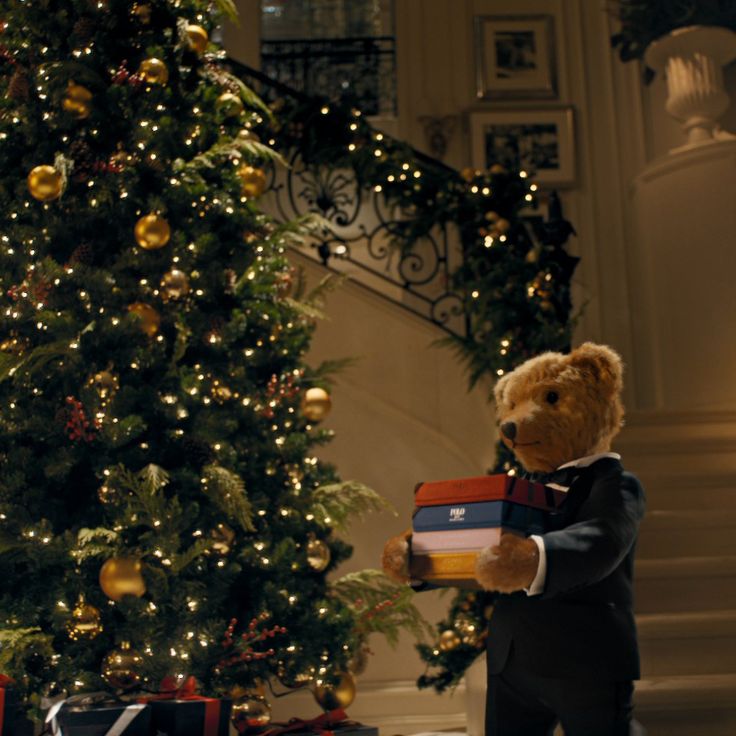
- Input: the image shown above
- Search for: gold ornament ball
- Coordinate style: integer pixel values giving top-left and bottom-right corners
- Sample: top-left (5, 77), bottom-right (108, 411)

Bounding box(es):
top-left (128, 302), bottom-right (161, 337)
top-left (438, 629), bottom-right (461, 652)
top-left (209, 523), bottom-right (235, 556)
top-left (217, 91), bottom-right (245, 119)
top-left (67, 601), bottom-right (102, 641)
top-left (460, 167), bottom-right (479, 182)
top-left (161, 268), bottom-right (190, 300)
top-left (138, 57), bottom-right (169, 85)
top-left (89, 370), bottom-right (119, 400)
top-left (101, 641), bottom-right (143, 690)
top-left (98, 482), bottom-right (120, 505)
top-left (211, 381), bottom-right (233, 403)
top-left (455, 614), bottom-right (479, 646)
top-left (301, 387), bottom-right (332, 422)
top-left (135, 213), bottom-right (171, 250)
top-left (490, 163), bottom-right (507, 175)
top-left (231, 693), bottom-right (272, 732)
top-left (28, 165), bottom-right (63, 202)
top-left (237, 165), bottom-right (267, 198)
top-left (62, 82), bottom-right (93, 119)
top-left (306, 538), bottom-right (331, 572)
top-left (186, 24), bottom-right (209, 55)
top-left (495, 218), bottom-right (511, 234)
top-left (313, 672), bottom-right (356, 711)
top-left (99, 557), bottom-right (146, 601)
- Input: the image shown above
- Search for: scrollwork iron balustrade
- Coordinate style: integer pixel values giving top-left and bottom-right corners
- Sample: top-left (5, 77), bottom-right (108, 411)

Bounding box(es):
top-left (261, 36), bottom-right (397, 117)
top-left (230, 60), bottom-right (467, 338)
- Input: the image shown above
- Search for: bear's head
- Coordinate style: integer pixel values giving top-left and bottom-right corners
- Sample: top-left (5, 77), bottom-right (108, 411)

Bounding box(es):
top-left (494, 342), bottom-right (624, 473)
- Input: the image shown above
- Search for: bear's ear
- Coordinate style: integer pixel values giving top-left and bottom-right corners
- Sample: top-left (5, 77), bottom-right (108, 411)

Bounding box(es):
top-left (567, 342), bottom-right (623, 396)
top-left (493, 372), bottom-right (511, 406)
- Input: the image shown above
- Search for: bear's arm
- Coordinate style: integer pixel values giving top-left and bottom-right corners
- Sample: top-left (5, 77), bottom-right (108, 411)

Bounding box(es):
top-left (540, 469), bottom-right (645, 599)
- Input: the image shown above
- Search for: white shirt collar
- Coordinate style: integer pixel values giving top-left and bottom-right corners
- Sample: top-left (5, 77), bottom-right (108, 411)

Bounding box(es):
top-left (557, 452), bottom-right (621, 470)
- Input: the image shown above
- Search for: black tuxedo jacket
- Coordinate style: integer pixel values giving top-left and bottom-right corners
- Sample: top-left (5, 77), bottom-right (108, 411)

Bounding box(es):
top-left (486, 457), bottom-right (646, 681)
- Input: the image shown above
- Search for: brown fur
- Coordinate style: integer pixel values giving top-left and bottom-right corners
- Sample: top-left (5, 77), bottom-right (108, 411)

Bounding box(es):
top-left (381, 528), bottom-right (412, 584)
top-left (381, 343), bottom-right (625, 593)
top-left (476, 342), bottom-right (625, 591)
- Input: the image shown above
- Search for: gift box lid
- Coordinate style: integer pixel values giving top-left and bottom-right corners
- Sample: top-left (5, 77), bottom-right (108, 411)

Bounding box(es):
top-left (414, 474), bottom-right (564, 510)
top-left (412, 499), bottom-right (547, 533)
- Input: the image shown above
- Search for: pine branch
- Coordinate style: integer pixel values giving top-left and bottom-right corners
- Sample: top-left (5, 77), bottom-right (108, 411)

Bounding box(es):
top-left (283, 297), bottom-right (328, 322)
top-left (311, 481), bottom-right (394, 532)
top-left (330, 570), bottom-right (432, 647)
top-left (310, 357), bottom-right (359, 382)
top-left (170, 538), bottom-right (210, 574)
top-left (202, 464), bottom-right (255, 533)
top-left (304, 273), bottom-right (346, 308)
top-left (72, 527), bottom-right (119, 562)
top-left (214, 0), bottom-right (239, 24)
top-left (0, 339), bottom-right (73, 383)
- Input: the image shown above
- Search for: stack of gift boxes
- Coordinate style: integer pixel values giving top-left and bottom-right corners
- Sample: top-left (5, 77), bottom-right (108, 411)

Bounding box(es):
top-left (409, 474), bottom-right (564, 588)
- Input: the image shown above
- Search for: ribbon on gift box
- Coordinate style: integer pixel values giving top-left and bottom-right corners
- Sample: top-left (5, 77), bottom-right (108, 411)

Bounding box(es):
top-left (45, 692), bottom-right (146, 736)
top-left (260, 708), bottom-right (359, 736)
top-left (0, 674), bottom-right (14, 735)
top-left (138, 675), bottom-right (221, 736)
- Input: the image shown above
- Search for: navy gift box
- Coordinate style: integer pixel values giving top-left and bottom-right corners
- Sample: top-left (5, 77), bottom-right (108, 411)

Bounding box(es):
top-left (52, 701), bottom-right (151, 736)
top-left (148, 697), bottom-right (232, 736)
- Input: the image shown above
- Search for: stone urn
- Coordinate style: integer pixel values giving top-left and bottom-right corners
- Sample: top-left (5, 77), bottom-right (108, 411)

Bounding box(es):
top-left (644, 25), bottom-right (736, 148)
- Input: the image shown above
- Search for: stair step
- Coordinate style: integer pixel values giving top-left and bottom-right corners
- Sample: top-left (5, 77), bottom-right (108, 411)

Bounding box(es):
top-left (638, 509), bottom-right (736, 557)
top-left (633, 473), bottom-right (736, 510)
top-left (637, 610), bottom-right (736, 676)
top-left (634, 673), bottom-right (736, 736)
top-left (635, 556), bottom-right (736, 613)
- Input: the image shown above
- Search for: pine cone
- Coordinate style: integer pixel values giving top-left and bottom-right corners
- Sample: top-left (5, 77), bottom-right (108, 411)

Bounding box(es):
top-left (68, 140), bottom-right (96, 183)
top-left (69, 243), bottom-right (94, 266)
top-left (7, 67), bottom-right (30, 101)
top-left (180, 437), bottom-right (215, 466)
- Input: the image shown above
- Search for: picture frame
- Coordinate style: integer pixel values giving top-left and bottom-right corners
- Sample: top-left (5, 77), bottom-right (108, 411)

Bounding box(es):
top-left (474, 14), bottom-right (557, 100)
top-left (469, 107), bottom-right (576, 187)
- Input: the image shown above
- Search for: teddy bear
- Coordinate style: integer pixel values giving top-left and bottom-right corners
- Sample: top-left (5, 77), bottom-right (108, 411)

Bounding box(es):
top-left (382, 342), bottom-right (646, 736)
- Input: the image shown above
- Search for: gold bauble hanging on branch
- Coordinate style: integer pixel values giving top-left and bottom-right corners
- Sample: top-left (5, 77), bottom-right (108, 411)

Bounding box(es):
top-left (237, 165), bottom-right (267, 198)
top-left (160, 268), bottom-right (190, 300)
top-left (28, 165), bottom-right (63, 202)
top-left (306, 537), bottom-right (331, 572)
top-left (313, 672), bottom-right (356, 711)
top-left (99, 557), bottom-right (146, 601)
top-left (185, 24), bottom-right (209, 55)
top-left (87, 370), bottom-right (119, 402)
top-left (217, 91), bottom-right (245, 119)
top-left (138, 57), bottom-right (169, 85)
top-left (208, 523), bottom-right (235, 556)
top-left (101, 641), bottom-right (143, 690)
top-left (67, 599), bottom-right (103, 641)
top-left (438, 629), bottom-right (461, 652)
top-left (128, 302), bottom-right (161, 337)
top-left (62, 81), bottom-right (93, 119)
top-left (301, 387), bottom-right (332, 422)
top-left (231, 693), bottom-right (272, 732)
top-left (135, 213), bottom-right (171, 250)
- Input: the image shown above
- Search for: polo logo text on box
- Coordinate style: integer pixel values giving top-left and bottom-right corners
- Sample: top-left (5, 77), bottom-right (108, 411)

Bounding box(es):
top-left (449, 507), bottom-right (466, 521)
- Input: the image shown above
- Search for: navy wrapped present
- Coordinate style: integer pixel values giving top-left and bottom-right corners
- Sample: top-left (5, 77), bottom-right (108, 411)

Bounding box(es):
top-left (0, 675), bottom-right (33, 736)
top-left (45, 693), bottom-right (151, 736)
top-left (139, 676), bottom-right (231, 736)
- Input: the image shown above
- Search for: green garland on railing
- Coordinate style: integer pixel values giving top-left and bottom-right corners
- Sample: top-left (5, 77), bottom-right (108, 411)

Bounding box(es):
top-left (246, 81), bottom-right (579, 691)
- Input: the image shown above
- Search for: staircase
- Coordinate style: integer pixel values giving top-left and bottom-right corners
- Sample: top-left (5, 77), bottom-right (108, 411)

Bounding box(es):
top-left (620, 412), bottom-right (736, 735)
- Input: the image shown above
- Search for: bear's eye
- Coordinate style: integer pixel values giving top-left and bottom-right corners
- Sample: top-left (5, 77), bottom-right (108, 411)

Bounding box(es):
top-left (546, 390), bottom-right (559, 405)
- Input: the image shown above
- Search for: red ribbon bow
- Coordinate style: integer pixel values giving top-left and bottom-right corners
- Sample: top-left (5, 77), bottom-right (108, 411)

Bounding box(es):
top-left (138, 676), bottom-right (221, 736)
top-left (259, 709), bottom-right (353, 736)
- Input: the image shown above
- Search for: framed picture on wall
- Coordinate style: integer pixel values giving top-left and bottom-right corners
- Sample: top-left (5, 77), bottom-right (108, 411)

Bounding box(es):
top-left (469, 107), bottom-right (576, 186)
top-left (474, 14), bottom-right (557, 100)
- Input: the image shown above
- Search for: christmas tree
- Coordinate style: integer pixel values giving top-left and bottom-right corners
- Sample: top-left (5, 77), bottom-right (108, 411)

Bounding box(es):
top-left (0, 0), bottom-right (417, 724)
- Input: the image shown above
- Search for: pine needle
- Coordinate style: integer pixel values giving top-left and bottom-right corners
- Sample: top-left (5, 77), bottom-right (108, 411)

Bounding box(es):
top-left (331, 570), bottom-right (432, 646)
top-left (311, 481), bottom-right (395, 532)
top-left (202, 465), bottom-right (255, 532)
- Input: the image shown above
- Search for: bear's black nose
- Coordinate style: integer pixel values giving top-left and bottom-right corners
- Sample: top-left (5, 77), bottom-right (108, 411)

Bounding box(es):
top-left (501, 421), bottom-right (517, 441)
